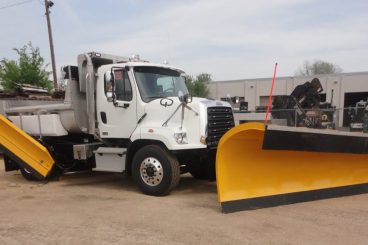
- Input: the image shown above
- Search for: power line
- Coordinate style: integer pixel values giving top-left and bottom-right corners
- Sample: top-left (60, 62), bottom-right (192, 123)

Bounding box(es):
top-left (0, 0), bottom-right (33, 11)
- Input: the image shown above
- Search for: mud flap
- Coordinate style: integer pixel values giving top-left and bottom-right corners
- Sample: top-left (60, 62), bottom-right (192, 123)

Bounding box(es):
top-left (216, 123), bottom-right (368, 213)
top-left (3, 154), bottom-right (19, 171)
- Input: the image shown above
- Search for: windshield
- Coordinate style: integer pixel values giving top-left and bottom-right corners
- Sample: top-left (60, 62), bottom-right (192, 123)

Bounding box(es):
top-left (134, 66), bottom-right (189, 102)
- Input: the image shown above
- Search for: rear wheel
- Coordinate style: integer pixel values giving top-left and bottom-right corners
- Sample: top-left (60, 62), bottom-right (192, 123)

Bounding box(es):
top-left (132, 145), bottom-right (180, 196)
top-left (20, 167), bottom-right (38, 181)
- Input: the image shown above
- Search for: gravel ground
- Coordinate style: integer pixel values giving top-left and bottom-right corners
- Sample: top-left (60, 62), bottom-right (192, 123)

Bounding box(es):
top-left (1, 159), bottom-right (368, 245)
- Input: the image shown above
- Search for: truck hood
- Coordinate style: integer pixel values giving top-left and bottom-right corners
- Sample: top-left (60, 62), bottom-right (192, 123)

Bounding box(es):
top-left (137, 97), bottom-right (232, 147)
top-left (141, 97), bottom-right (230, 128)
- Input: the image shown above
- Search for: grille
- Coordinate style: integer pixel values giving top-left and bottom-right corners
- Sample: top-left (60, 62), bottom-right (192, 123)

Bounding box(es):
top-left (207, 107), bottom-right (235, 147)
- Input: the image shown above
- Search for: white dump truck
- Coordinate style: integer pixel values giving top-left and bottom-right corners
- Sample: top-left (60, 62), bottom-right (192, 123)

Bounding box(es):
top-left (2, 52), bottom-right (234, 196)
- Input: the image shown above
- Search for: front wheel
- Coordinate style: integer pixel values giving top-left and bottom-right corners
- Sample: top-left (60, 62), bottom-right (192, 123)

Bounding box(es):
top-left (132, 145), bottom-right (180, 196)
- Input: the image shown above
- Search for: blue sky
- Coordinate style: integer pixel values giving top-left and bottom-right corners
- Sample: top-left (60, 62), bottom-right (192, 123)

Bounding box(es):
top-left (0, 0), bottom-right (367, 81)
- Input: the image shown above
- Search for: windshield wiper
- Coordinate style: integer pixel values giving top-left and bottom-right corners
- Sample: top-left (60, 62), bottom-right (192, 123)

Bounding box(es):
top-left (144, 96), bottom-right (164, 102)
top-left (145, 96), bottom-right (164, 100)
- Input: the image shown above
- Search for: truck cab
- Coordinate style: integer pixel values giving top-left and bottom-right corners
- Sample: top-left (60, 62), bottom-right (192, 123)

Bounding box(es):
top-left (4, 52), bottom-right (235, 196)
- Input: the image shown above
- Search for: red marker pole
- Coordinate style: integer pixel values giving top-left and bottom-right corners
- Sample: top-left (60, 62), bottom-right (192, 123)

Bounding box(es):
top-left (265, 62), bottom-right (278, 124)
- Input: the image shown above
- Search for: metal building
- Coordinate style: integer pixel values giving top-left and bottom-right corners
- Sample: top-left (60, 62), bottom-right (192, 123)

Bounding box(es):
top-left (208, 71), bottom-right (368, 127)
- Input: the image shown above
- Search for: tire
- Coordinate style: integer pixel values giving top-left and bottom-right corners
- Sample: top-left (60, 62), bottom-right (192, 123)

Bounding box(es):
top-left (20, 167), bottom-right (38, 181)
top-left (132, 145), bottom-right (180, 196)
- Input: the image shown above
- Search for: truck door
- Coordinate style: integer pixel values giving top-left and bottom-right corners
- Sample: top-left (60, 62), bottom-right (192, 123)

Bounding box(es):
top-left (97, 68), bottom-right (137, 139)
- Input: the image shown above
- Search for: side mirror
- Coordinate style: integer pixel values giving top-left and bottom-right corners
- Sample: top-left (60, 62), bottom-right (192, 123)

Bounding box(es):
top-left (178, 91), bottom-right (192, 104)
top-left (104, 71), bottom-right (115, 102)
top-left (185, 94), bottom-right (193, 103)
top-left (106, 92), bottom-right (113, 102)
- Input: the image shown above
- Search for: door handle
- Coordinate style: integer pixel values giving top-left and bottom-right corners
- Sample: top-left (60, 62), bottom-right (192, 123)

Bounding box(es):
top-left (114, 101), bottom-right (130, 108)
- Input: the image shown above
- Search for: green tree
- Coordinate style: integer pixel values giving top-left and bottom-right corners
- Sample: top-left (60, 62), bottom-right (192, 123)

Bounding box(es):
top-left (296, 60), bottom-right (342, 76)
top-left (186, 73), bottom-right (210, 98)
top-left (0, 42), bottom-right (52, 91)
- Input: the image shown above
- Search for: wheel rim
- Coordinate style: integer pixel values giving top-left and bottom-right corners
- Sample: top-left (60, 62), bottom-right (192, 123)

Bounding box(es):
top-left (139, 157), bottom-right (164, 186)
top-left (23, 168), bottom-right (31, 174)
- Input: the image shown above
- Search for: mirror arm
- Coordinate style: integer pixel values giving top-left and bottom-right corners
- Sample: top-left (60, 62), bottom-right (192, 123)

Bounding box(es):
top-left (110, 68), bottom-right (117, 105)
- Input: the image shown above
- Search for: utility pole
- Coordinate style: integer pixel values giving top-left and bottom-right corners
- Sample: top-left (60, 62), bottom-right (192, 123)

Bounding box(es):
top-left (44, 0), bottom-right (57, 89)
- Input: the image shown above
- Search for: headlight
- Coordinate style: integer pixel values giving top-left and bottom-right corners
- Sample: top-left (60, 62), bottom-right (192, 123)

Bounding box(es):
top-left (174, 132), bottom-right (187, 144)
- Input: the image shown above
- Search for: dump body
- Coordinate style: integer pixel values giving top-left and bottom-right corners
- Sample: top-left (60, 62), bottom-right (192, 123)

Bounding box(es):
top-left (5, 74), bottom-right (89, 135)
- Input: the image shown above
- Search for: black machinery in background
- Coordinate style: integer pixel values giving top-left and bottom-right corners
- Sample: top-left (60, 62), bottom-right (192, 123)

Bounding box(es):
top-left (271, 78), bottom-right (335, 128)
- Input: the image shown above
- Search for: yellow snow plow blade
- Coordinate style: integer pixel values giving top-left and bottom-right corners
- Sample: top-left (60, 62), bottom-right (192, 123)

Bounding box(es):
top-left (0, 115), bottom-right (54, 179)
top-left (216, 122), bottom-right (368, 213)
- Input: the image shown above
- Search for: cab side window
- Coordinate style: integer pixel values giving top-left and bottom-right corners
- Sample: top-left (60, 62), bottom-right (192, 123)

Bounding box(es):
top-left (115, 70), bottom-right (133, 101)
top-left (104, 70), bottom-right (133, 101)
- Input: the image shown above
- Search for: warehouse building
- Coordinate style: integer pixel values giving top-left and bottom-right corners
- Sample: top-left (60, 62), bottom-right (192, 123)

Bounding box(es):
top-left (208, 71), bottom-right (368, 127)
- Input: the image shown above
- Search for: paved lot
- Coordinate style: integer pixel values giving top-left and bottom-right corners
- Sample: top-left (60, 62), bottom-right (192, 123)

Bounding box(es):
top-left (1, 158), bottom-right (368, 245)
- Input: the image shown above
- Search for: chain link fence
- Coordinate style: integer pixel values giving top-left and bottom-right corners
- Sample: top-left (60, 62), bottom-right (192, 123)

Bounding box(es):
top-left (234, 106), bottom-right (368, 132)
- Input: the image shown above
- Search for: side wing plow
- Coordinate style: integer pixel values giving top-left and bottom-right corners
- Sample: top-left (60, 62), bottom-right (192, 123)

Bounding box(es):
top-left (0, 115), bottom-right (55, 180)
